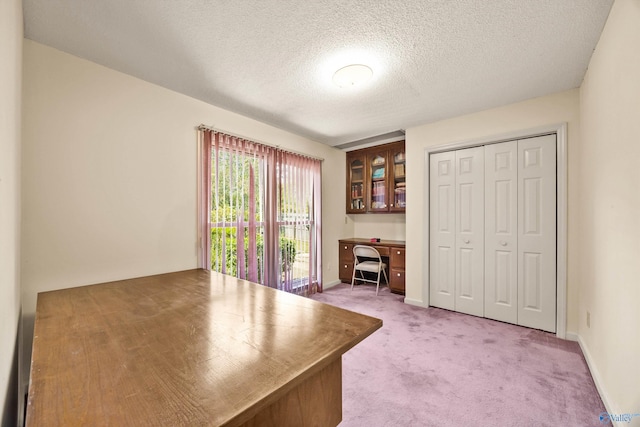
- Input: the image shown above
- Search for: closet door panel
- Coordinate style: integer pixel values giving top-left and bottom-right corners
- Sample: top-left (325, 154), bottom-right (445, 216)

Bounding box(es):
top-left (454, 147), bottom-right (484, 316)
top-left (517, 135), bottom-right (556, 332)
top-left (429, 152), bottom-right (456, 310)
top-left (484, 141), bottom-right (518, 324)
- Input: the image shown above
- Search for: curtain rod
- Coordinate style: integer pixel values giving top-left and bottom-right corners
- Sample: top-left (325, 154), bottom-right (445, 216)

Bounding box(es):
top-left (197, 124), bottom-right (325, 161)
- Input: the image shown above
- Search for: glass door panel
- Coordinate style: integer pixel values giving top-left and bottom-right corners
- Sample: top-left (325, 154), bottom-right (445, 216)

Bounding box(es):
top-left (369, 153), bottom-right (388, 212)
top-left (390, 146), bottom-right (406, 212)
top-left (347, 156), bottom-right (366, 213)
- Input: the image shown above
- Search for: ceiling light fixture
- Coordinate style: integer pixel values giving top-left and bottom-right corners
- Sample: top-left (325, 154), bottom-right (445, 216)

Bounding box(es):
top-left (332, 64), bottom-right (373, 88)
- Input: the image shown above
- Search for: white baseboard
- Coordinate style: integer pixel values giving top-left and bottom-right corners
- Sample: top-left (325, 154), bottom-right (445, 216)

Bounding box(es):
top-left (404, 297), bottom-right (427, 308)
top-left (565, 332), bottom-right (579, 342)
top-left (576, 334), bottom-right (621, 427)
top-left (322, 280), bottom-right (342, 290)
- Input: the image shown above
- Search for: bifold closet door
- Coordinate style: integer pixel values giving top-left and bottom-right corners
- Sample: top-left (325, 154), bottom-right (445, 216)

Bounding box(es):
top-left (429, 147), bottom-right (484, 316)
top-left (517, 135), bottom-right (556, 332)
top-left (430, 136), bottom-right (556, 332)
top-left (454, 147), bottom-right (484, 317)
top-left (484, 141), bottom-right (518, 324)
top-left (429, 151), bottom-right (456, 310)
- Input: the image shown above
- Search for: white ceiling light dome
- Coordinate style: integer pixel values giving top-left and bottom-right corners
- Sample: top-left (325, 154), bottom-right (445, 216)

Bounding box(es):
top-left (332, 64), bottom-right (373, 88)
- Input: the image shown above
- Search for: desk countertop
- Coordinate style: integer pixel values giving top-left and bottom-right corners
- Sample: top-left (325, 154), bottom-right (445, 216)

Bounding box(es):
top-left (339, 237), bottom-right (406, 247)
top-left (26, 269), bottom-right (381, 426)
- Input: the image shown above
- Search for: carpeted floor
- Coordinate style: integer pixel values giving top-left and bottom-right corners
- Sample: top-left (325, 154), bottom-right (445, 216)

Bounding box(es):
top-left (311, 283), bottom-right (609, 427)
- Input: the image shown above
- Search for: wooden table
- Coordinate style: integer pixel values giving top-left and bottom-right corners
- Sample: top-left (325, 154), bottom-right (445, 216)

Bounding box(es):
top-left (26, 269), bottom-right (381, 426)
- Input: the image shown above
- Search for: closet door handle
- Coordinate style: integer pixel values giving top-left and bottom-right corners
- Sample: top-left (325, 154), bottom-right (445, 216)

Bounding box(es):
top-left (500, 241), bottom-right (507, 246)
top-left (463, 239), bottom-right (470, 244)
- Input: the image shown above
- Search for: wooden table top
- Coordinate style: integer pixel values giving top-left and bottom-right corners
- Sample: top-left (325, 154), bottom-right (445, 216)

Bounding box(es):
top-left (26, 269), bottom-right (382, 426)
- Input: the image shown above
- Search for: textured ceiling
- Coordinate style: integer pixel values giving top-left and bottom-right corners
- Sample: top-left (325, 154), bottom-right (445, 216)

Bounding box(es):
top-left (23, 0), bottom-right (613, 147)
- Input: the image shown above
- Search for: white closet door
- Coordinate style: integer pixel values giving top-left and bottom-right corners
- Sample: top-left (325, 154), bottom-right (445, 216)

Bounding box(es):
top-left (484, 141), bottom-right (518, 324)
top-left (454, 147), bottom-right (484, 316)
top-left (429, 151), bottom-right (456, 310)
top-left (517, 135), bottom-right (557, 332)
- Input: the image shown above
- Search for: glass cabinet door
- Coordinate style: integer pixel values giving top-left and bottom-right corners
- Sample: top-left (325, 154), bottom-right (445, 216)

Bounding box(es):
top-left (347, 155), bottom-right (366, 213)
top-left (389, 145), bottom-right (406, 212)
top-left (369, 151), bottom-right (389, 212)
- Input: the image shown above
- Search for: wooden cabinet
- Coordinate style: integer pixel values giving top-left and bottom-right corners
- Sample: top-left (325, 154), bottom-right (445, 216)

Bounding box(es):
top-left (346, 141), bottom-right (405, 214)
top-left (338, 241), bottom-right (355, 283)
top-left (338, 238), bottom-right (406, 294)
top-left (388, 247), bottom-right (406, 294)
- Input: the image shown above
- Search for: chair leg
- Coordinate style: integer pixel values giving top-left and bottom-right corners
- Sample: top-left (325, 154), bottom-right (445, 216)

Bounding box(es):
top-left (350, 266), bottom-right (357, 291)
top-left (374, 267), bottom-right (388, 296)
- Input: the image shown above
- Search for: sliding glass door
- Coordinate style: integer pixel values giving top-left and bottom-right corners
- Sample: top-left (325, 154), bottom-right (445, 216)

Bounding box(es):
top-left (199, 130), bottom-right (322, 295)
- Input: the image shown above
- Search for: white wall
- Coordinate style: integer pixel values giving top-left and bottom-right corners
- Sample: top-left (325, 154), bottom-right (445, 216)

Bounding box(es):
top-left (578, 0), bottom-right (640, 416)
top-left (21, 40), bottom-right (348, 384)
top-left (0, 0), bottom-right (22, 425)
top-left (404, 89), bottom-right (581, 333)
top-left (350, 213), bottom-right (405, 241)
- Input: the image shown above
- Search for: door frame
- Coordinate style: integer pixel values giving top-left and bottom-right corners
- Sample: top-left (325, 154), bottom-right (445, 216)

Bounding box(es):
top-left (422, 123), bottom-right (568, 339)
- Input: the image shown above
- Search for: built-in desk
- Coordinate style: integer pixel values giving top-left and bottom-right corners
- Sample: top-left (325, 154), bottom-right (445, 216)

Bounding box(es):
top-left (339, 238), bottom-right (406, 294)
top-left (25, 269), bottom-right (381, 427)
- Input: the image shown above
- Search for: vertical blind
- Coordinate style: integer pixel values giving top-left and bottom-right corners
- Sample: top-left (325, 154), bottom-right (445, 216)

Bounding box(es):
top-left (198, 129), bottom-right (322, 295)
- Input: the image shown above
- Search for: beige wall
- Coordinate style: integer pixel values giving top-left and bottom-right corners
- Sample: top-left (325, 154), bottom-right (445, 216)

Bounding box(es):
top-left (21, 40), bottom-right (347, 382)
top-left (350, 213), bottom-right (406, 240)
top-left (404, 89), bottom-right (581, 334)
top-left (578, 0), bottom-right (640, 416)
top-left (0, 0), bottom-right (22, 424)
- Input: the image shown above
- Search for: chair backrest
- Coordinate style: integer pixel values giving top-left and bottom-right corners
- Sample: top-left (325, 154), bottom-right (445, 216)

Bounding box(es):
top-left (353, 245), bottom-right (381, 262)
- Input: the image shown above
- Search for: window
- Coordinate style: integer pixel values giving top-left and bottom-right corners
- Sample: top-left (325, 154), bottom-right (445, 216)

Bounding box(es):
top-left (198, 129), bottom-right (322, 295)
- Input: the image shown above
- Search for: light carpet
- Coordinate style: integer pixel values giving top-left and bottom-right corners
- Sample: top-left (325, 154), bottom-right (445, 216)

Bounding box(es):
top-left (311, 283), bottom-right (609, 427)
